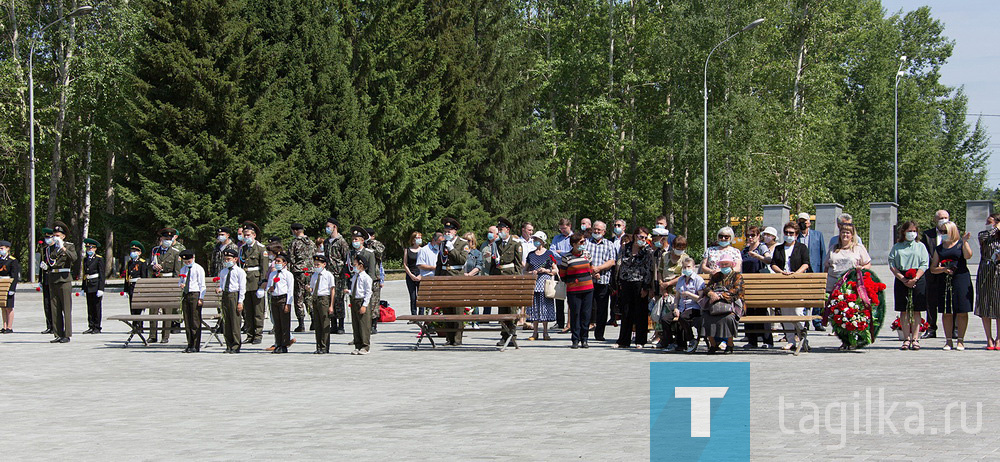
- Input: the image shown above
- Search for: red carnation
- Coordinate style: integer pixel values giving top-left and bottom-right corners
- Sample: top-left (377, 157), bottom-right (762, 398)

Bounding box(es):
top-left (273, 277), bottom-right (281, 283)
top-left (846, 294), bottom-right (858, 302)
top-left (904, 269), bottom-right (918, 279)
top-left (212, 277), bottom-right (220, 282)
top-left (179, 274), bottom-right (187, 278)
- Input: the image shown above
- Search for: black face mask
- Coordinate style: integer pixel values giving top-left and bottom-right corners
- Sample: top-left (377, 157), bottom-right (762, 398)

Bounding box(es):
top-left (798, 221), bottom-right (808, 231)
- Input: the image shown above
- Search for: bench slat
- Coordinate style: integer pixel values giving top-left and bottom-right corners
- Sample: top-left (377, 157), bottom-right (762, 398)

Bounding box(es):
top-left (417, 301), bottom-right (533, 308)
top-left (397, 314), bottom-right (518, 322)
top-left (740, 315), bottom-right (822, 323)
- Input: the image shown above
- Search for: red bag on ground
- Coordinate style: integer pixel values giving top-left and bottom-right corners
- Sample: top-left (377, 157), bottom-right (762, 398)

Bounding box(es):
top-left (379, 301), bottom-right (396, 322)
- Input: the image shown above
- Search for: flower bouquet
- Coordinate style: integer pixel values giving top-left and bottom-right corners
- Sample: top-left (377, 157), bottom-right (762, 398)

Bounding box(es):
top-left (825, 268), bottom-right (888, 349)
top-left (890, 316), bottom-right (930, 339)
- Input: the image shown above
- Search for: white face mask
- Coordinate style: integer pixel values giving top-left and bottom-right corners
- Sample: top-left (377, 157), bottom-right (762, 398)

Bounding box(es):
top-left (938, 218), bottom-right (949, 227)
top-left (130, 251), bottom-right (140, 260)
top-left (224, 261), bottom-right (235, 268)
top-left (763, 235), bottom-right (774, 244)
top-left (217, 235), bottom-right (227, 243)
top-left (783, 235), bottom-right (796, 244)
top-left (673, 248), bottom-right (685, 256)
top-left (275, 263), bottom-right (284, 271)
top-left (244, 236), bottom-right (254, 244)
top-left (905, 231), bottom-right (918, 242)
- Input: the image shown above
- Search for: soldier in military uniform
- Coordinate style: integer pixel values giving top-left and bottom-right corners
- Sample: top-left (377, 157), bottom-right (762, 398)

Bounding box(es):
top-left (0, 240), bottom-right (20, 333)
top-left (239, 221), bottom-right (268, 344)
top-left (42, 221), bottom-right (77, 343)
top-left (323, 217), bottom-right (350, 334)
top-left (37, 239), bottom-right (53, 334)
top-left (364, 227), bottom-right (385, 334)
top-left (487, 217), bottom-right (523, 347)
top-left (149, 228), bottom-right (182, 343)
top-left (435, 218), bottom-right (469, 345)
top-left (288, 223), bottom-right (316, 332)
top-left (210, 227), bottom-right (239, 277)
top-left (123, 240), bottom-right (149, 331)
top-left (81, 238), bottom-right (106, 334)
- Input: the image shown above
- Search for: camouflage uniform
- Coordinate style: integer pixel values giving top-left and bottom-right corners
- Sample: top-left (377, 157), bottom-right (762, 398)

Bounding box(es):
top-left (289, 234), bottom-right (316, 328)
top-left (324, 234), bottom-right (351, 330)
top-left (364, 237), bottom-right (385, 327)
top-left (210, 240), bottom-right (239, 277)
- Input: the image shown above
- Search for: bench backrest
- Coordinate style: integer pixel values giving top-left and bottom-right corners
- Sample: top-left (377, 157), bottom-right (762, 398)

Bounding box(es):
top-left (130, 277), bottom-right (222, 311)
top-left (0, 278), bottom-right (11, 308)
top-left (700, 273), bottom-right (827, 309)
top-left (416, 275), bottom-right (535, 308)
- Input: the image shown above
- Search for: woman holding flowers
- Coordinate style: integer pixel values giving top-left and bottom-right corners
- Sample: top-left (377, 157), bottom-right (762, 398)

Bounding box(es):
top-left (889, 221), bottom-right (929, 350)
top-left (929, 221), bottom-right (974, 351)
top-left (824, 223), bottom-right (884, 350)
top-left (975, 213), bottom-right (1000, 350)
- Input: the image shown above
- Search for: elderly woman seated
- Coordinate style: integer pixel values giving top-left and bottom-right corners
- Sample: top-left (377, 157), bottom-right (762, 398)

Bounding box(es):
top-left (699, 253), bottom-right (745, 354)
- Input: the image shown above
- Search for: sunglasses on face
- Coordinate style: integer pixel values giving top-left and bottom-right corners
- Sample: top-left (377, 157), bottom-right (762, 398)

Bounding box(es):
top-left (717, 235), bottom-right (730, 239)
top-left (784, 232), bottom-right (796, 236)
top-left (746, 234), bottom-right (757, 238)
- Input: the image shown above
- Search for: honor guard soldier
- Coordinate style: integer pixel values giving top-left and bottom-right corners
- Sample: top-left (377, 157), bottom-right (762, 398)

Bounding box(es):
top-left (488, 217), bottom-right (522, 347)
top-left (435, 218), bottom-right (470, 345)
top-left (323, 217), bottom-right (350, 334)
top-left (307, 254), bottom-right (336, 353)
top-left (37, 238), bottom-right (53, 334)
top-left (263, 253), bottom-right (294, 353)
top-left (81, 238), bottom-right (106, 334)
top-left (42, 221), bottom-right (77, 343)
top-left (150, 228), bottom-right (182, 343)
top-left (123, 241), bottom-right (149, 331)
top-left (239, 221), bottom-right (268, 344)
top-left (210, 227), bottom-right (238, 277)
top-left (216, 248), bottom-right (246, 353)
top-left (0, 240), bottom-right (20, 333)
top-left (289, 223), bottom-right (316, 332)
top-left (364, 227), bottom-right (385, 334)
top-left (177, 249), bottom-right (206, 352)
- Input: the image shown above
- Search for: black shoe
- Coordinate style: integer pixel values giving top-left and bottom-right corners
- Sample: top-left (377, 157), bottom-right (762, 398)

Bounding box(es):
top-left (294, 325), bottom-right (304, 333)
top-left (82, 328), bottom-right (93, 334)
top-left (581, 341), bottom-right (590, 349)
top-left (59, 337), bottom-right (70, 343)
top-left (309, 323), bottom-right (315, 331)
top-left (594, 337), bottom-right (606, 342)
top-left (252, 338), bottom-right (262, 345)
top-left (41, 328), bottom-right (53, 334)
top-left (50, 337), bottom-right (62, 343)
top-left (371, 326), bottom-right (378, 335)
top-left (922, 330), bottom-right (937, 339)
top-left (814, 325), bottom-right (826, 332)
top-left (148, 337), bottom-right (158, 343)
top-left (707, 345), bottom-right (719, 354)
top-left (314, 349), bottom-right (323, 354)
top-left (183, 347), bottom-right (192, 353)
top-left (93, 329), bottom-right (101, 334)
top-left (724, 345), bottom-right (734, 354)
top-left (160, 338), bottom-right (169, 344)
top-left (336, 328), bottom-right (345, 335)
top-left (571, 341), bottom-right (579, 349)
top-left (232, 348), bottom-right (240, 354)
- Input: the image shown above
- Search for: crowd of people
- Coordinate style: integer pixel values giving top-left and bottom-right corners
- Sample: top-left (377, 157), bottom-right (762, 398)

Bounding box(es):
top-left (2, 207), bottom-right (999, 354)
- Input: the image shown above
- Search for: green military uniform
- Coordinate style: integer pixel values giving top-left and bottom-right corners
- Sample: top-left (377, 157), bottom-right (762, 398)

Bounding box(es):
top-left (364, 229), bottom-right (385, 332)
top-left (42, 222), bottom-right (77, 341)
top-left (435, 217), bottom-right (469, 345)
top-left (348, 226), bottom-right (375, 353)
top-left (37, 240), bottom-right (53, 332)
top-left (322, 222), bottom-right (350, 334)
top-left (238, 221), bottom-right (268, 343)
top-left (210, 228), bottom-right (239, 277)
top-left (289, 224), bottom-right (316, 330)
top-left (490, 218), bottom-right (522, 346)
top-left (150, 228), bottom-right (182, 342)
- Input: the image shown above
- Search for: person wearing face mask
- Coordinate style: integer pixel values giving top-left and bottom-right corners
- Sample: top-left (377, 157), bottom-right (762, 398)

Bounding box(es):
top-left (80, 238), bottom-right (107, 334)
top-left (975, 213), bottom-right (1000, 350)
top-left (363, 227), bottom-right (386, 335)
top-left (613, 227), bottom-right (656, 349)
top-left (149, 228), bottom-right (183, 343)
top-left (889, 221), bottom-right (929, 350)
top-left (210, 227), bottom-right (238, 278)
top-left (347, 255), bottom-right (375, 355)
top-left (770, 222), bottom-right (811, 350)
top-left (306, 254), bottom-right (336, 353)
top-left (760, 227), bottom-right (779, 273)
top-left (656, 235), bottom-right (690, 348)
top-left (700, 253), bottom-right (743, 354)
top-left (649, 228), bottom-right (672, 348)
top-left (403, 231), bottom-right (424, 316)
top-left (700, 226), bottom-right (742, 275)
top-left (215, 248), bottom-right (246, 353)
top-left (42, 221), bottom-right (77, 343)
top-left (584, 220), bottom-right (617, 341)
top-left (740, 227), bottom-right (773, 349)
top-left (796, 212), bottom-right (827, 331)
top-left (491, 217), bottom-right (523, 347)
top-left (608, 218), bottom-right (628, 328)
top-left (673, 256), bottom-right (705, 352)
top-left (238, 221), bottom-right (269, 344)
top-left (653, 215), bottom-right (678, 248)
top-left (0, 240), bottom-right (21, 334)
top-left (524, 231), bottom-right (557, 341)
top-left (288, 223), bottom-right (316, 333)
top-left (929, 221), bottom-right (974, 351)
top-left (36, 238), bottom-right (54, 334)
top-left (479, 226), bottom-right (501, 319)
top-left (263, 253), bottom-right (294, 353)
top-left (920, 209), bottom-right (951, 339)
top-left (435, 218), bottom-right (470, 346)
top-left (550, 219), bottom-right (574, 331)
top-left (321, 218), bottom-right (350, 335)
top-left (348, 226), bottom-right (378, 341)
top-left (558, 233), bottom-right (594, 348)
top-left (177, 249), bottom-right (206, 352)
top-left (122, 240), bottom-right (149, 334)
top-left (579, 217), bottom-right (593, 239)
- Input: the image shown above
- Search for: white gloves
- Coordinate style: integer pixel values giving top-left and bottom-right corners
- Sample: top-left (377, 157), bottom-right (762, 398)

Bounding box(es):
top-left (445, 240), bottom-right (455, 251)
top-left (96, 290), bottom-right (104, 298)
top-left (7, 291), bottom-right (12, 296)
top-left (256, 289), bottom-right (266, 299)
top-left (39, 262), bottom-right (48, 270)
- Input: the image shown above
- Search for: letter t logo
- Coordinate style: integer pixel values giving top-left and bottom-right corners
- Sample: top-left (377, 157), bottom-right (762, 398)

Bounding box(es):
top-left (675, 387), bottom-right (729, 437)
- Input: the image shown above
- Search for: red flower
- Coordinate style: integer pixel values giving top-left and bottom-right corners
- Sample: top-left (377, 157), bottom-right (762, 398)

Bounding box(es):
top-left (846, 293), bottom-right (858, 302)
top-left (212, 277), bottom-right (220, 282)
top-left (273, 277), bottom-right (281, 283)
top-left (904, 269), bottom-right (918, 279)
top-left (179, 274), bottom-right (187, 278)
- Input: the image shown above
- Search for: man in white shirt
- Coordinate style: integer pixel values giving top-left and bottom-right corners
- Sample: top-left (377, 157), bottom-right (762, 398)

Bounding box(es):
top-left (177, 250), bottom-right (206, 353)
top-left (307, 254), bottom-right (336, 354)
top-left (264, 254), bottom-right (295, 353)
top-left (517, 222), bottom-right (536, 265)
top-left (416, 232), bottom-right (443, 278)
top-left (348, 256), bottom-right (374, 355)
top-left (215, 248), bottom-right (246, 353)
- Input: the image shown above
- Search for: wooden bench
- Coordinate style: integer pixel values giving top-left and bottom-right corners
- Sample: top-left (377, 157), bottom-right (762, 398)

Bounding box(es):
top-left (107, 277), bottom-right (223, 348)
top-left (698, 273), bottom-right (825, 355)
top-left (396, 275), bottom-right (535, 351)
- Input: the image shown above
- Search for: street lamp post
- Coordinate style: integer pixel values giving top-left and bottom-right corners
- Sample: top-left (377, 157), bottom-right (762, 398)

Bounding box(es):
top-left (27, 5), bottom-right (93, 283)
top-left (703, 17), bottom-right (765, 250)
top-left (894, 55), bottom-right (907, 205)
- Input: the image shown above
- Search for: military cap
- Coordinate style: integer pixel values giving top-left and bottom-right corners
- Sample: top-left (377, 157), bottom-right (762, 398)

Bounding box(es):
top-left (242, 221), bottom-right (261, 237)
top-left (312, 254), bottom-right (329, 264)
top-left (354, 255), bottom-right (369, 269)
top-left (42, 228), bottom-right (54, 235)
top-left (441, 217), bottom-right (461, 230)
top-left (0, 240), bottom-right (11, 248)
top-left (290, 223), bottom-right (305, 231)
top-left (52, 221), bottom-right (70, 235)
top-left (350, 225), bottom-right (369, 240)
top-left (158, 228), bottom-right (178, 238)
top-left (179, 249), bottom-right (195, 259)
top-left (129, 240), bottom-right (145, 252)
top-left (217, 226), bottom-right (232, 235)
top-left (268, 236), bottom-right (282, 244)
top-left (273, 252), bottom-right (289, 261)
top-left (325, 217), bottom-right (340, 228)
top-left (222, 248), bottom-right (238, 258)
top-left (364, 227), bottom-right (376, 237)
top-left (497, 217), bottom-right (513, 230)
top-left (83, 238), bottom-right (100, 247)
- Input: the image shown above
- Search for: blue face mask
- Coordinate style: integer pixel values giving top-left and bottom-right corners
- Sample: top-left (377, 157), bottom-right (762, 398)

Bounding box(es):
top-left (487, 232), bottom-right (496, 241)
top-left (613, 227), bottom-right (623, 236)
top-left (44, 237), bottom-right (54, 246)
top-left (224, 261), bottom-right (235, 268)
top-left (86, 250), bottom-right (95, 257)
top-left (499, 231), bottom-right (509, 240)
top-left (162, 240), bottom-right (173, 248)
top-left (718, 240), bottom-right (731, 247)
top-left (352, 241), bottom-right (362, 249)
top-left (655, 224), bottom-right (665, 230)
top-left (720, 266), bottom-right (733, 275)
top-left (682, 268), bottom-right (694, 277)
top-left (415, 238), bottom-right (423, 246)
top-left (580, 224), bottom-right (588, 231)
top-left (444, 233), bottom-right (454, 241)
top-left (575, 245), bottom-right (586, 253)
top-left (326, 226), bottom-right (334, 235)
top-left (0, 249), bottom-right (8, 258)
top-left (592, 233), bottom-right (603, 241)
top-left (275, 263), bottom-right (284, 271)
top-left (654, 241), bottom-right (663, 249)
top-left (130, 251), bottom-right (140, 260)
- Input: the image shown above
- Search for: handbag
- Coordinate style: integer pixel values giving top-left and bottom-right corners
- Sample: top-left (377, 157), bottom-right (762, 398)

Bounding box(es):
top-left (378, 301), bottom-right (396, 322)
top-left (544, 272), bottom-right (567, 300)
top-left (708, 301), bottom-right (735, 316)
top-left (649, 297), bottom-right (665, 322)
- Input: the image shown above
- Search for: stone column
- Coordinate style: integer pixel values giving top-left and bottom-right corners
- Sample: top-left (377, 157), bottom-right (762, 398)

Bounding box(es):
top-left (815, 203), bottom-right (843, 250)
top-left (868, 202), bottom-right (897, 265)
top-left (965, 200), bottom-right (994, 265)
top-left (762, 204), bottom-right (790, 235)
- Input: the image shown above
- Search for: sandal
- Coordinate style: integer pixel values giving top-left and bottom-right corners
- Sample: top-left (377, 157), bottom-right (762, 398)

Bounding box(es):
top-left (911, 340), bottom-right (920, 350)
top-left (527, 336), bottom-right (538, 341)
top-left (900, 341), bottom-right (910, 350)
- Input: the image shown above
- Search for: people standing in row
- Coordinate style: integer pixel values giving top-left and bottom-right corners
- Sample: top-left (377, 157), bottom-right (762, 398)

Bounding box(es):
top-left (889, 221), bottom-right (929, 350)
top-left (216, 248), bottom-right (246, 353)
top-left (323, 218), bottom-right (350, 334)
top-left (43, 222), bottom-right (76, 343)
top-left (929, 221), bottom-right (974, 351)
top-left (975, 213), bottom-right (1000, 350)
top-left (81, 238), bottom-right (106, 334)
top-left (178, 249), bottom-right (206, 353)
top-left (308, 254), bottom-right (336, 354)
top-left (0, 240), bottom-right (20, 333)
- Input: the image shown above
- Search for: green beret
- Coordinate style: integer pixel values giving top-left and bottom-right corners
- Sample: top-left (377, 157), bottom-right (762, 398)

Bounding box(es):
top-left (83, 238), bottom-right (100, 247)
top-left (41, 228), bottom-right (54, 234)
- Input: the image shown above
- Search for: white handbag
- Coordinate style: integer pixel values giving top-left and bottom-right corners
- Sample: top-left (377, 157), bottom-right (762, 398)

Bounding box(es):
top-left (544, 273), bottom-right (567, 300)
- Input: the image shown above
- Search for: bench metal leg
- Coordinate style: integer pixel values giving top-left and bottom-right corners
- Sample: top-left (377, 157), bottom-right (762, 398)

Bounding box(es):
top-left (499, 322), bottom-right (516, 351)
top-left (119, 320), bottom-right (148, 348)
top-left (794, 324), bottom-right (808, 356)
top-left (413, 322), bottom-right (437, 350)
top-left (201, 320), bottom-right (224, 349)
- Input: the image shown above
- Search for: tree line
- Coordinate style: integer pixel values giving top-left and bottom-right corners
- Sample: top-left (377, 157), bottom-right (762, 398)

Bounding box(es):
top-left (0, 0), bottom-right (991, 271)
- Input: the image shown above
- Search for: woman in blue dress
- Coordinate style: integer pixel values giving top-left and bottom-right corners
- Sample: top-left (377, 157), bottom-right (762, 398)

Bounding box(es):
top-left (524, 231), bottom-right (557, 340)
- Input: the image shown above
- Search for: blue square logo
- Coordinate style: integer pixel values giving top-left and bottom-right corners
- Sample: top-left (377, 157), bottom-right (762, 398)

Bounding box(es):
top-left (650, 362), bottom-right (750, 461)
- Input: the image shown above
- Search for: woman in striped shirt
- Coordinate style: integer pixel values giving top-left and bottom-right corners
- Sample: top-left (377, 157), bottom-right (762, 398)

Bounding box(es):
top-left (559, 233), bottom-right (594, 349)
